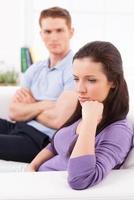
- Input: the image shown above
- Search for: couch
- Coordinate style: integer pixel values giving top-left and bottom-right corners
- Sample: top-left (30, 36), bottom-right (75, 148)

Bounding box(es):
top-left (0, 86), bottom-right (134, 200)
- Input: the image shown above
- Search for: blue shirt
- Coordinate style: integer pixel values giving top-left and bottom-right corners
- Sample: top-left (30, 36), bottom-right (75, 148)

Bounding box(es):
top-left (22, 51), bottom-right (74, 138)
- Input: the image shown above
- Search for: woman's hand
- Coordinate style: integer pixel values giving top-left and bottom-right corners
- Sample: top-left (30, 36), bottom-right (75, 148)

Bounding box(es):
top-left (25, 164), bottom-right (36, 172)
top-left (82, 101), bottom-right (104, 124)
top-left (71, 100), bottom-right (103, 157)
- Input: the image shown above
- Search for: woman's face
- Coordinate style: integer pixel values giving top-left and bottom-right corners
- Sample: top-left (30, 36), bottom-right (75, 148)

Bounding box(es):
top-left (73, 58), bottom-right (114, 105)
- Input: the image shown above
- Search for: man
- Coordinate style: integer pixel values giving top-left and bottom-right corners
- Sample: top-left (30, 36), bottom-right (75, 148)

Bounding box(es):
top-left (0, 7), bottom-right (78, 163)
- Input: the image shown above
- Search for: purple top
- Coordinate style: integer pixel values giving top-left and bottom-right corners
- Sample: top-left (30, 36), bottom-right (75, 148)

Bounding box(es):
top-left (38, 119), bottom-right (133, 189)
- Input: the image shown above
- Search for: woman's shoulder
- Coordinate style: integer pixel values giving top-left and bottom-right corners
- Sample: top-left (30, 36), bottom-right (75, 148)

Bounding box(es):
top-left (58, 119), bottom-right (80, 134)
top-left (107, 119), bottom-right (133, 132)
top-left (98, 119), bottom-right (134, 142)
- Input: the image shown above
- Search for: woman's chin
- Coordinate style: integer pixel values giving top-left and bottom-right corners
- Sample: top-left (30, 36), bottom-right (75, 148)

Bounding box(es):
top-left (79, 100), bottom-right (86, 105)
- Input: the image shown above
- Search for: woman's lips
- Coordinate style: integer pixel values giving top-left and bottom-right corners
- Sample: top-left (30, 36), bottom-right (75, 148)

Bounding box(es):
top-left (78, 97), bottom-right (90, 102)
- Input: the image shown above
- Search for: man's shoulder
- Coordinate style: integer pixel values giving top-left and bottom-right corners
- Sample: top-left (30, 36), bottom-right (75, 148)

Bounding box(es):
top-left (58, 50), bottom-right (74, 70)
top-left (31, 60), bottom-right (48, 69)
top-left (26, 60), bottom-right (48, 75)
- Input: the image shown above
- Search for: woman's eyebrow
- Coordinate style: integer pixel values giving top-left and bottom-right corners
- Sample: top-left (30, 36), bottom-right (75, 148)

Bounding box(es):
top-left (73, 74), bottom-right (96, 78)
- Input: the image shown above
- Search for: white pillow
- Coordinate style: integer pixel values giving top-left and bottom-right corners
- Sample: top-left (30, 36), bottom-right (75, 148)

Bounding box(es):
top-left (0, 160), bottom-right (27, 172)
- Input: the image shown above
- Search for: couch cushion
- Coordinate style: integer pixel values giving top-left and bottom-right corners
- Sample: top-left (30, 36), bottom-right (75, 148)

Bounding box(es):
top-left (0, 86), bottom-right (19, 119)
top-left (0, 160), bottom-right (27, 172)
top-left (121, 136), bottom-right (134, 169)
top-left (0, 170), bottom-right (134, 199)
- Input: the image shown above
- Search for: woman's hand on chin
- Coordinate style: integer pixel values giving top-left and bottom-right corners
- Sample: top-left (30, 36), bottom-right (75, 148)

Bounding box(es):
top-left (82, 100), bottom-right (103, 123)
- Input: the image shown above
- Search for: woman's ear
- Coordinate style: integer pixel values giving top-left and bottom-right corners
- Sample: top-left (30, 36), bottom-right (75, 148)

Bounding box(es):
top-left (110, 81), bottom-right (116, 89)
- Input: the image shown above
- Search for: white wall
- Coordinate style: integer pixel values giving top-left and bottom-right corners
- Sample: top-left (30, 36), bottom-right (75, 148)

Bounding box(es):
top-left (0, 0), bottom-right (25, 72)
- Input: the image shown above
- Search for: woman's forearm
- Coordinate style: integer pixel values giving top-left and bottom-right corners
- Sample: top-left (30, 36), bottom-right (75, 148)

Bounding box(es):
top-left (70, 118), bottom-right (97, 158)
top-left (28, 148), bottom-right (55, 171)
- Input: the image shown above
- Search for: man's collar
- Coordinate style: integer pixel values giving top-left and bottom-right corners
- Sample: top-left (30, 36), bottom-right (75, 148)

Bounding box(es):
top-left (47, 50), bottom-right (73, 71)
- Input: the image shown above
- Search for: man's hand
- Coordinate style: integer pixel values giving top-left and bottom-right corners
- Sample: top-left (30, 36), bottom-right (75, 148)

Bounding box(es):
top-left (9, 87), bottom-right (40, 121)
top-left (9, 87), bottom-right (55, 122)
top-left (13, 88), bottom-right (36, 104)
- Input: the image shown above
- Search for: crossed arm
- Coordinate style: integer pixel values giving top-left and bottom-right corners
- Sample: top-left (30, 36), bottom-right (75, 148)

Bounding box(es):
top-left (9, 88), bottom-right (78, 129)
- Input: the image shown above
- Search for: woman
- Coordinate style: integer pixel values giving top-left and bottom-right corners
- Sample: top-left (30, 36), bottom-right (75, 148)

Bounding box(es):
top-left (26, 41), bottom-right (133, 190)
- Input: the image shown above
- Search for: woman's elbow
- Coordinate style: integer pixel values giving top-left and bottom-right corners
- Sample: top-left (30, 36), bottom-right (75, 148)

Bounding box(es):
top-left (68, 181), bottom-right (86, 190)
top-left (68, 177), bottom-right (91, 190)
top-left (68, 172), bottom-right (102, 190)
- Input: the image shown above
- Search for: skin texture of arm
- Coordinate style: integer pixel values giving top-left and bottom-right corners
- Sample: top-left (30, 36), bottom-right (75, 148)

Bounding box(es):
top-left (9, 88), bottom-right (56, 121)
top-left (9, 88), bottom-right (78, 130)
top-left (36, 90), bottom-right (78, 129)
top-left (70, 101), bottom-right (103, 158)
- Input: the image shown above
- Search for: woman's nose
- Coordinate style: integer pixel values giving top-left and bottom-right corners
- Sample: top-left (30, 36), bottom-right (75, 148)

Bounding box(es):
top-left (77, 82), bottom-right (86, 93)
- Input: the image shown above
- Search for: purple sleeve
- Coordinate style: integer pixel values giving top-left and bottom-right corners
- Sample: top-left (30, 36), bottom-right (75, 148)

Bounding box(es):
top-left (67, 125), bottom-right (133, 190)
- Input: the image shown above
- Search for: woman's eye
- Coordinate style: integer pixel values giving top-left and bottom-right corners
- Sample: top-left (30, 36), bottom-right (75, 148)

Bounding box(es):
top-left (74, 78), bottom-right (79, 81)
top-left (88, 79), bottom-right (96, 83)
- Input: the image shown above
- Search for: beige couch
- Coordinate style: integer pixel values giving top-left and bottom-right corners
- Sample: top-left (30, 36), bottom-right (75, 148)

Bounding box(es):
top-left (0, 86), bottom-right (134, 200)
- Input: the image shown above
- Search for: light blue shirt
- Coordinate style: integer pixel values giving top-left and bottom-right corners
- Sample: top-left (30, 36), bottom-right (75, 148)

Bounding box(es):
top-left (22, 51), bottom-right (74, 138)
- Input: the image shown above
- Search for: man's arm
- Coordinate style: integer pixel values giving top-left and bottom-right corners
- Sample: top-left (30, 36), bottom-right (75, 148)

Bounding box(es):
top-left (10, 88), bottom-right (78, 130)
top-left (9, 88), bottom-right (55, 121)
top-left (36, 90), bottom-right (78, 129)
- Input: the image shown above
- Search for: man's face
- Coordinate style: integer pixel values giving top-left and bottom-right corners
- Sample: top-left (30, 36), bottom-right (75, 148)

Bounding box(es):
top-left (40, 17), bottom-right (74, 56)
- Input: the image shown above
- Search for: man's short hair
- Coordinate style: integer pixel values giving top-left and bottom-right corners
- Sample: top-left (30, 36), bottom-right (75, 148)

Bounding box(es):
top-left (39, 7), bottom-right (72, 28)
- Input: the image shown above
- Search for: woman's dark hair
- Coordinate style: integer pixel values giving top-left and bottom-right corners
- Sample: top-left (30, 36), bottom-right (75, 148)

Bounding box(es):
top-left (52, 41), bottom-right (129, 148)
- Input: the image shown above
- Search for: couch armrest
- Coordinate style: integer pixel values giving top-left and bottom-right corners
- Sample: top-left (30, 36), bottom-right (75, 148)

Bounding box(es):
top-left (0, 170), bottom-right (134, 200)
top-left (0, 86), bottom-right (19, 119)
